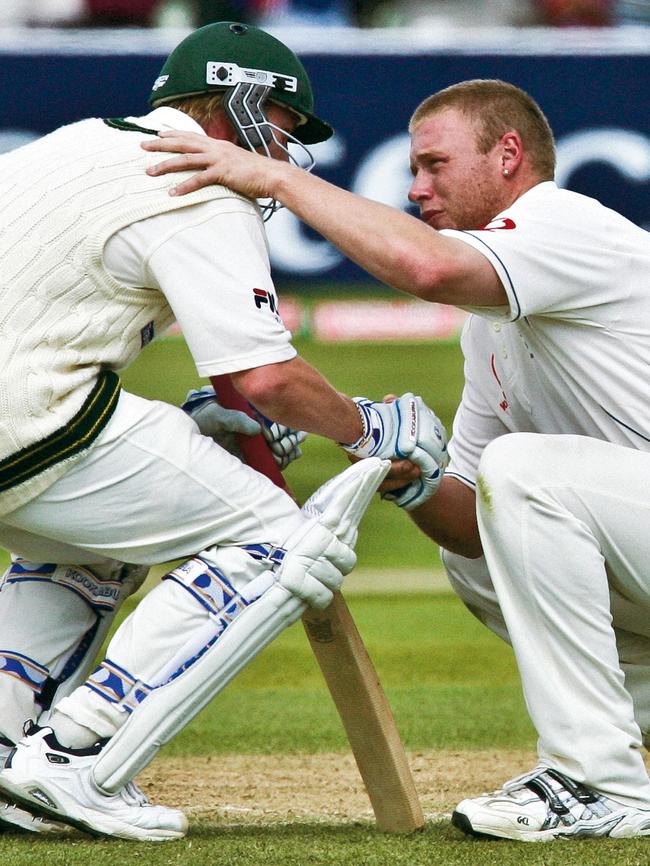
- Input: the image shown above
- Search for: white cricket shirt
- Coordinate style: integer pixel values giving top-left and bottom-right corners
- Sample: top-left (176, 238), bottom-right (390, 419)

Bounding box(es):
top-left (440, 181), bottom-right (650, 487)
top-left (104, 108), bottom-right (296, 377)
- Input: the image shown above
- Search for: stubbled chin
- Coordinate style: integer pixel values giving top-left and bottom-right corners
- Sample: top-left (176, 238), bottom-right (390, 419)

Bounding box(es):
top-left (426, 214), bottom-right (455, 231)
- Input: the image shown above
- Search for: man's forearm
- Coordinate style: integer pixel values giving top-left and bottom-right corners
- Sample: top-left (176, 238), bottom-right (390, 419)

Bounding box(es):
top-left (270, 163), bottom-right (457, 300)
top-left (408, 476), bottom-right (482, 558)
top-left (143, 133), bottom-right (506, 307)
top-left (230, 357), bottom-right (363, 445)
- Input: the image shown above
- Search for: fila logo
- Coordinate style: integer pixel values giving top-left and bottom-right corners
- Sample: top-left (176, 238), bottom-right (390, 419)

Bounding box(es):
top-left (482, 217), bottom-right (517, 231)
top-left (253, 288), bottom-right (278, 313)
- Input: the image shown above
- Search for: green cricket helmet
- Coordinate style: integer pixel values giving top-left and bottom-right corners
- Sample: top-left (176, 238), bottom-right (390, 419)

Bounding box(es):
top-left (149, 21), bottom-right (333, 147)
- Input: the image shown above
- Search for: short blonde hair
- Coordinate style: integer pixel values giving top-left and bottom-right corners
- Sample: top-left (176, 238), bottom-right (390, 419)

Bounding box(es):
top-left (410, 79), bottom-right (555, 180)
top-left (166, 93), bottom-right (225, 131)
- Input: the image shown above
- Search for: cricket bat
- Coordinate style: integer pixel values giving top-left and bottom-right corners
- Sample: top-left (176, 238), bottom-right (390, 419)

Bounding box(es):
top-left (211, 374), bottom-right (425, 833)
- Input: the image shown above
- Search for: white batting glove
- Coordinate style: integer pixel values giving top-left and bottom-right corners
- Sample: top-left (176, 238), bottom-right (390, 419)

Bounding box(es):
top-left (182, 386), bottom-right (260, 456)
top-left (252, 410), bottom-right (308, 470)
top-left (182, 386), bottom-right (306, 468)
top-left (276, 519), bottom-right (352, 609)
top-left (342, 393), bottom-right (449, 511)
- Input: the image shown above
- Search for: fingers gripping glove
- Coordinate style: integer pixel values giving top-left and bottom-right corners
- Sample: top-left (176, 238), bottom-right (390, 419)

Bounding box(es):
top-left (253, 410), bottom-right (308, 470)
top-left (342, 393), bottom-right (450, 511)
top-left (182, 385), bottom-right (260, 455)
top-left (382, 396), bottom-right (450, 511)
top-left (277, 457), bottom-right (391, 609)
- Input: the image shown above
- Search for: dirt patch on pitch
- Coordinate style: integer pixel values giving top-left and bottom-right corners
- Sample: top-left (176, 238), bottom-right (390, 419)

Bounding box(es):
top-left (138, 749), bottom-right (538, 826)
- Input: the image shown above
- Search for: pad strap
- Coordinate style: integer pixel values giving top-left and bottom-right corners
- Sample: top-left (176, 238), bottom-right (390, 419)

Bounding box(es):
top-left (85, 659), bottom-right (153, 715)
top-left (163, 557), bottom-right (239, 615)
top-left (92, 580), bottom-right (303, 792)
top-left (0, 650), bottom-right (49, 694)
top-left (87, 562), bottom-right (275, 722)
top-left (5, 560), bottom-right (123, 612)
top-left (37, 619), bottom-right (101, 711)
top-left (241, 543), bottom-right (286, 567)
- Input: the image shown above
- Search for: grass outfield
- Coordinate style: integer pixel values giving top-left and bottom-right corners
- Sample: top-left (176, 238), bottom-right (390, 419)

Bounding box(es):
top-left (8, 825), bottom-right (650, 866)
top-left (2, 336), bottom-right (647, 863)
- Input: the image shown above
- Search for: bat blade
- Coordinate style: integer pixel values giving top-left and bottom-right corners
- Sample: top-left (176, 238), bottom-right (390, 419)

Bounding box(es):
top-left (302, 594), bottom-right (425, 832)
top-left (211, 374), bottom-right (425, 833)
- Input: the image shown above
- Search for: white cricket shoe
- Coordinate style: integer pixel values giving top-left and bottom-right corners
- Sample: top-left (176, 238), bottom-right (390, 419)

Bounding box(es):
top-left (452, 766), bottom-right (650, 841)
top-left (0, 736), bottom-right (65, 834)
top-left (0, 797), bottom-right (68, 834)
top-left (0, 726), bottom-right (187, 841)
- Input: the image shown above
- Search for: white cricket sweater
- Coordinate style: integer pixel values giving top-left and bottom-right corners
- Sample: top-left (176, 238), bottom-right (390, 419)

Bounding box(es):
top-left (0, 115), bottom-right (248, 515)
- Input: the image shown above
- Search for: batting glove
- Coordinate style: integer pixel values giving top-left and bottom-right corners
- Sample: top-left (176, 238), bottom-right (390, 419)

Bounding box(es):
top-left (252, 410), bottom-right (308, 470)
top-left (342, 393), bottom-right (449, 511)
top-left (182, 386), bottom-right (306, 468)
top-left (182, 385), bottom-right (260, 457)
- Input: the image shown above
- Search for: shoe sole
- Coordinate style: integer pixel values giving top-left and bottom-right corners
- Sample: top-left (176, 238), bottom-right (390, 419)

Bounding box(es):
top-left (451, 810), bottom-right (509, 840)
top-left (451, 809), bottom-right (548, 842)
top-left (452, 808), bottom-right (650, 842)
top-left (0, 776), bottom-right (104, 838)
top-left (0, 776), bottom-right (184, 842)
top-left (0, 808), bottom-right (66, 835)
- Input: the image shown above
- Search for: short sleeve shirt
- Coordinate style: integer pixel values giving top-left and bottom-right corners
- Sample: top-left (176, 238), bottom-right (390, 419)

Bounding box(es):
top-left (104, 108), bottom-right (296, 377)
top-left (439, 182), bottom-right (650, 487)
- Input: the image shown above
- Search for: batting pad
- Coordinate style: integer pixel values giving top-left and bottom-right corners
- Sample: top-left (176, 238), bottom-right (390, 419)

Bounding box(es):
top-left (92, 580), bottom-right (305, 793)
top-left (91, 456), bottom-right (390, 793)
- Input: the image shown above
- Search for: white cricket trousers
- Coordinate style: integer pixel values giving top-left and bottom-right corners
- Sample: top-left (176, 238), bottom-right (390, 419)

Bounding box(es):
top-left (0, 390), bottom-right (304, 741)
top-left (446, 432), bottom-right (650, 808)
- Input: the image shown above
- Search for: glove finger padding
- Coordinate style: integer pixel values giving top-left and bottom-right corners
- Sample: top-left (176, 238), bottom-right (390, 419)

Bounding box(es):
top-left (387, 394), bottom-right (450, 510)
top-left (276, 519), bottom-right (346, 609)
top-left (199, 403), bottom-right (262, 437)
top-left (182, 386), bottom-right (261, 443)
top-left (254, 410), bottom-right (308, 469)
top-left (277, 457), bottom-right (390, 609)
top-left (268, 429), bottom-right (308, 469)
top-left (344, 393), bottom-right (449, 511)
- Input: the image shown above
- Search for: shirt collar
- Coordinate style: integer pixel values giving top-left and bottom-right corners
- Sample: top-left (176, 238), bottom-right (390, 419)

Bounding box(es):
top-left (124, 107), bottom-right (206, 136)
top-left (513, 180), bottom-right (558, 205)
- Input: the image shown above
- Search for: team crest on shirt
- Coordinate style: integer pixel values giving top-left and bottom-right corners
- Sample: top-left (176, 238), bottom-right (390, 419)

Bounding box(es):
top-left (481, 217), bottom-right (517, 231)
top-left (140, 321), bottom-right (155, 347)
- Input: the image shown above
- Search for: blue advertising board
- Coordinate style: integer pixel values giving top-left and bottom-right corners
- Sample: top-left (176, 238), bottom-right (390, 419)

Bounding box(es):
top-left (1, 27), bottom-right (648, 284)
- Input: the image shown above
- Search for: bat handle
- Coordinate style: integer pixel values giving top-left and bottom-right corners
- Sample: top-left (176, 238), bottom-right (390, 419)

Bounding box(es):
top-left (210, 374), bottom-right (290, 493)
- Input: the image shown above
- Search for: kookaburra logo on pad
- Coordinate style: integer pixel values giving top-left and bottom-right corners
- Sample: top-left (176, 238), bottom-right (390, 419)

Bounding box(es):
top-left (206, 62), bottom-right (298, 93)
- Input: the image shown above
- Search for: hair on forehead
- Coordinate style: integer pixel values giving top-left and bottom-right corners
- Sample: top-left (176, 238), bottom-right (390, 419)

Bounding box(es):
top-left (409, 79), bottom-right (556, 180)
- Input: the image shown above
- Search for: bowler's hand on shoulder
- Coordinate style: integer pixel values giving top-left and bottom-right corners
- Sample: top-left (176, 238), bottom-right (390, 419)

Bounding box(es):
top-left (142, 131), bottom-right (278, 200)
